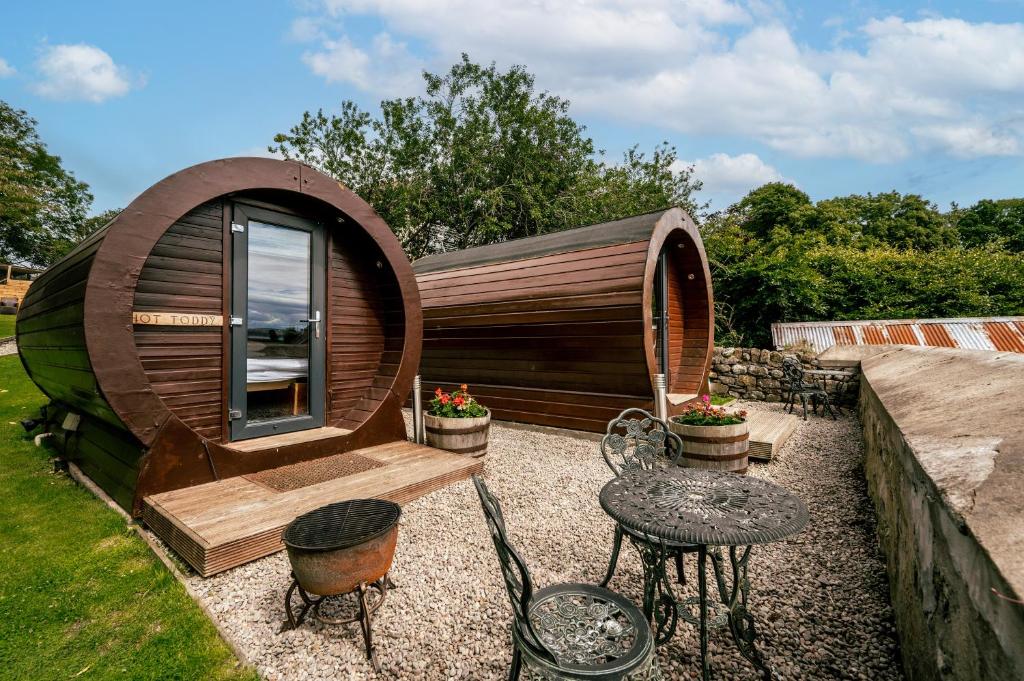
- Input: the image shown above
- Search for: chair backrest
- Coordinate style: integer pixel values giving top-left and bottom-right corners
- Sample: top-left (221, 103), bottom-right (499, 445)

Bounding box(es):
top-left (601, 407), bottom-right (682, 477)
top-left (782, 356), bottom-right (805, 385)
top-left (472, 476), bottom-right (557, 664)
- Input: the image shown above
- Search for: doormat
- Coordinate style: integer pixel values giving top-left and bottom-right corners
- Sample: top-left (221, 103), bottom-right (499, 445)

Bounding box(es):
top-left (243, 452), bottom-right (386, 492)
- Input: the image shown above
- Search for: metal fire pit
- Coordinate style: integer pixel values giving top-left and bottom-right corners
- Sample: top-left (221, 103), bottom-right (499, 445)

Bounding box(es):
top-left (281, 499), bottom-right (401, 670)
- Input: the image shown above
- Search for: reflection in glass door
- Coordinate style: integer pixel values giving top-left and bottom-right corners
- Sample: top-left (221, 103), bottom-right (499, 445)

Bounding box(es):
top-left (230, 205), bottom-right (325, 441)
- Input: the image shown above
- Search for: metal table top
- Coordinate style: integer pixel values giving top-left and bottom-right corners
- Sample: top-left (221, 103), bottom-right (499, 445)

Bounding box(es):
top-left (599, 468), bottom-right (809, 547)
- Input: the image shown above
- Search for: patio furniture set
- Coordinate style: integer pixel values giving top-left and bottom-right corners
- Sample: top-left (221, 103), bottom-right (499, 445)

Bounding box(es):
top-left (782, 357), bottom-right (855, 421)
top-left (280, 408), bottom-right (809, 680)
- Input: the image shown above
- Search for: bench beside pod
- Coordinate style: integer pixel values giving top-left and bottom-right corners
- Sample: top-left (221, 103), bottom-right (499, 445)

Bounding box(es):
top-left (413, 208), bottom-right (714, 432)
top-left (17, 157), bottom-right (421, 514)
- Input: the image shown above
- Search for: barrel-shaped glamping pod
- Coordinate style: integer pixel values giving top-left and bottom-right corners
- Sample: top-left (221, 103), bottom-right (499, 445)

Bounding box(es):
top-left (413, 208), bottom-right (713, 432)
top-left (18, 158), bottom-right (420, 514)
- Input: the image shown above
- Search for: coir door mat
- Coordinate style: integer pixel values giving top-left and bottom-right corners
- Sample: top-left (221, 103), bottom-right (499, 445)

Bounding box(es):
top-left (243, 452), bottom-right (386, 492)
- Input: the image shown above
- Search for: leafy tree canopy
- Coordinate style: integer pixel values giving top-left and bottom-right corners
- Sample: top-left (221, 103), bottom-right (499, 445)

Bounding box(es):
top-left (0, 100), bottom-right (96, 267)
top-left (271, 55), bottom-right (703, 259)
top-left (704, 183), bottom-right (1024, 347)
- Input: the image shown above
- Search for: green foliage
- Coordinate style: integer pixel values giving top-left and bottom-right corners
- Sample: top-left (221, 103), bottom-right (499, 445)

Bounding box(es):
top-left (703, 183), bottom-right (1024, 346)
top-left (428, 384), bottom-right (488, 418)
top-left (0, 101), bottom-right (98, 268)
top-left (272, 55), bottom-right (703, 258)
top-left (953, 198), bottom-right (1024, 251)
top-left (0, 355), bottom-right (255, 681)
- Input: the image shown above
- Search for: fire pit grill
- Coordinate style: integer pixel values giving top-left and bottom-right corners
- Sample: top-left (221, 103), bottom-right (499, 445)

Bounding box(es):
top-left (284, 499), bottom-right (401, 551)
top-left (281, 499), bottom-right (401, 671)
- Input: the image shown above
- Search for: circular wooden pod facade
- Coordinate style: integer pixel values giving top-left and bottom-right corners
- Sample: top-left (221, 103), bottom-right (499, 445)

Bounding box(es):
top-left (413, 208), bottom-right (713, 432)
top-left (17, 157), bottom-right (421, 514)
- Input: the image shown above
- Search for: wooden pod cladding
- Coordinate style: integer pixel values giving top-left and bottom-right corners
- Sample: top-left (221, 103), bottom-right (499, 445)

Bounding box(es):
top-left (17, 157), bottom-right (422, 515)
top-left (413, 208), bottom-right (714, 433)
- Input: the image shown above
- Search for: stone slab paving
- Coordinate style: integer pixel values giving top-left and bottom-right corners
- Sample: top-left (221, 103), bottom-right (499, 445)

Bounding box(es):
top-left (181, 403), bottom-right (902, 680)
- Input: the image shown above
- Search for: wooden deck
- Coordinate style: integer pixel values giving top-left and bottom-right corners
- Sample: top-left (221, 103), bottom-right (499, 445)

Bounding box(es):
top-left (142, 440), bottom-right (482, 576)
top-left (747, 410), bottom-right (800, 461)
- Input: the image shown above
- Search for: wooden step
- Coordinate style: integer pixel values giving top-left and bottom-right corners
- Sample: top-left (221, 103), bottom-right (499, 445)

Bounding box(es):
top-left (747, 410), bottom-right (799, 462)
top-left (142, 440), bottom-right (482, 576)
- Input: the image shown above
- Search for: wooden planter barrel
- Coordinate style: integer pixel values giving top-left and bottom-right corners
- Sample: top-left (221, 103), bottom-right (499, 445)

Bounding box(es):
top-left (424, 411), bottom-right (491, 457)
top-left (668, 419), bottom-right (749, 474)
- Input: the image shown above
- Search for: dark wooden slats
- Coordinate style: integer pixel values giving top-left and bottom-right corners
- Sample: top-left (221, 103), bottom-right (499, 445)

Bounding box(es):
top-left (326, 231), bottom-right (405, 427)
top-left (133, 201), bottom-right (226, 441)
top-left (414, 238), bottom-right (655, 431)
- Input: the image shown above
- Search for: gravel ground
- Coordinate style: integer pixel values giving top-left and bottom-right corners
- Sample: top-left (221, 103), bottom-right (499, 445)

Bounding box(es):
top-left (183, 402), bottom-right (902, 680)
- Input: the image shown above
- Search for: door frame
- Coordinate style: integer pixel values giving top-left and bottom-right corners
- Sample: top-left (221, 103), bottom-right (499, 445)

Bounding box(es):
top-left (229, 203), bottom-right (326, 441)
top-left (653, 247), bottom-right (670, 378)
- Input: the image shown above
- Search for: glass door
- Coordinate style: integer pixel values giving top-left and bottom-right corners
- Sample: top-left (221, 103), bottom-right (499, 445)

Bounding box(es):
top-left (229, 204), bottom-right (325, 441)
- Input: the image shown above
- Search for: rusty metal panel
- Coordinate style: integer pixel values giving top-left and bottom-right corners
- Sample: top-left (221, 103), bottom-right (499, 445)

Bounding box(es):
top-left (772, 317), bottom-right (1024, 354)
top-left (984, 322), bottom-right (1024, 353)
top-left (885, 324), bottom-right (919, 345)
top-left (862, 325), bottom-right (888, 345)
top-left (919, 324), bottom-right (956, 348)
top-left (833, 326), bottom-right (856, 346)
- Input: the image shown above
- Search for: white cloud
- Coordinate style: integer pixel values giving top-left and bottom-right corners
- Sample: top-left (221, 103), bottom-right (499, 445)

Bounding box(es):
top-left (32, 44), bottom-right (137, 102)
top-left (293, 2), bottom-right (1024, 162)
top-left (289, 16), bottom-right (326, 42)
top-left (303, 32), bottom-right (423, 96)
top-left (681, 153), bottom-right (791, 208)
top-left (0, 58), bottom-right (15, 78)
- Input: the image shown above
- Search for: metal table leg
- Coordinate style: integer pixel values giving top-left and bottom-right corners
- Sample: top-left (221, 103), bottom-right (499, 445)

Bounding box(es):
top-left (631, 536), bottom-right (679, 645)
top-left (709, 546), bottom-right (773, 680)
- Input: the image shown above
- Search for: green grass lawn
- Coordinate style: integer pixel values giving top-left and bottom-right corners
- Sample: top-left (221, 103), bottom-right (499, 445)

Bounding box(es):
top-left (710, 394), bottom-right (736, 406)
top-left (0, 314), bottom-right (15, 338)
top-left (0, 354), bottom-right (257, 681)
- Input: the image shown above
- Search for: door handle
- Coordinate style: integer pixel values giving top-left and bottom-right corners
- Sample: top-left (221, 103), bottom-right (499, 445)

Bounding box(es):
top-left (307, 311), bottom-right (321, 339)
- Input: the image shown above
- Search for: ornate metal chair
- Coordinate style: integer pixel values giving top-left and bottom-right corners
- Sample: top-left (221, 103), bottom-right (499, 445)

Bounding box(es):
top-left (472, 476), bottom-right (661, 681)
top-left (599, 408), bottom-right (697, 594)
top-left (782, 357), bottom-right (837, 421)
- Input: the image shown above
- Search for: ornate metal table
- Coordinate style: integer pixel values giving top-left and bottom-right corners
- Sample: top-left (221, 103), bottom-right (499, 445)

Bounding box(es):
top-left (599, 468), bottom-right (809, 680)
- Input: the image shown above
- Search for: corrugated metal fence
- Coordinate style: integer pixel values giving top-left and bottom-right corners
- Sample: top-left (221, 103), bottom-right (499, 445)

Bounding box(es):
top-left (772, 317), bottom-right (1024, 354)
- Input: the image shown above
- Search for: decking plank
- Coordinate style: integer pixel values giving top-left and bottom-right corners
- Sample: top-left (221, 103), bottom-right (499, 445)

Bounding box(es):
top-left (142, 440), bottom-right (481, 576)
top-left (747, 410), bottom-right (799, 461)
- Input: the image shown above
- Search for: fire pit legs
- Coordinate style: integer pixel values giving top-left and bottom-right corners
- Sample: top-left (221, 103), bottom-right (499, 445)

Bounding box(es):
top-left (357, 582), bottom-right (379, 671)
top-left (282, 573), bottom-right (390, 672)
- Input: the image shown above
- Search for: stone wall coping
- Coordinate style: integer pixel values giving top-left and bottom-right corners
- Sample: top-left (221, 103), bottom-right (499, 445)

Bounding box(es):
top-left (817, 344), bottom-right (902, 367)
top-left (860, 345), bottom-right (1024, 598)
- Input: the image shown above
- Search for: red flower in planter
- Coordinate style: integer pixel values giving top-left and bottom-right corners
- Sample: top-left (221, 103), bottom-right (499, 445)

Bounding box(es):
top-left (439, 393), bottom-right (451, 405)
top-left (453, 396), bottom-right (465, 408)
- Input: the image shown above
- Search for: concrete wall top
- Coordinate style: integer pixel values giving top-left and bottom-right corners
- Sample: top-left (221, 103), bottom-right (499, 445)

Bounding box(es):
top-left (860, 346), bottom-right (1024, 598)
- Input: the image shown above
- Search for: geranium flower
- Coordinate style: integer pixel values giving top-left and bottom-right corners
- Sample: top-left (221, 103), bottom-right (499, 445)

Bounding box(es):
top-left (453, 396), bottom-right (465, 407)
top-left (439, 394), bottom-right (450, 405)
top-left (460, 383), bottom-right (468, 392)
top-left (435, 387), bottom-right (443, 397)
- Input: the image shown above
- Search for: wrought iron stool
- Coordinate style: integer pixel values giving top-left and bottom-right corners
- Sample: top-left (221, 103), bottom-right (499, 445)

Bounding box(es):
top-left (473, 476), bottom-right (662, 681)
top-left (599, 408), bottom-right (698, 603)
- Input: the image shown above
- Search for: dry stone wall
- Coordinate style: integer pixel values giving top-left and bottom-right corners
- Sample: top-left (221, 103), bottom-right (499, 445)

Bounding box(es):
top-left (708, 346), bottom-right (859, 405)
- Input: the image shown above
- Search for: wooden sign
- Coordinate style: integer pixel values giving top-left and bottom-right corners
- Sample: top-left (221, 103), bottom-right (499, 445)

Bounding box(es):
top-left (132, 311), bottom-right (224, 327)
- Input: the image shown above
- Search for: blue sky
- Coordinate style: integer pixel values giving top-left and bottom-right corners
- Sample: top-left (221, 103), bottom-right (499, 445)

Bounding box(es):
top-left (1, 0), bottom-right (1022, 214)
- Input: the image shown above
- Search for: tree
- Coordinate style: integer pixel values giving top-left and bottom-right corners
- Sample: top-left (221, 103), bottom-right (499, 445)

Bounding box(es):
top-left (954, 198), bottom-right (1024, 251)
top-left (702, 183), bottom-right (1024, 346)
top-left (726, 183), bottom-right (813, 241)
top-left (271, 55), bottom-right (703, 258)
top-left (812, 192), bottom-right (954, 250)
top-left (0, 100), bottom-right (94, 267)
